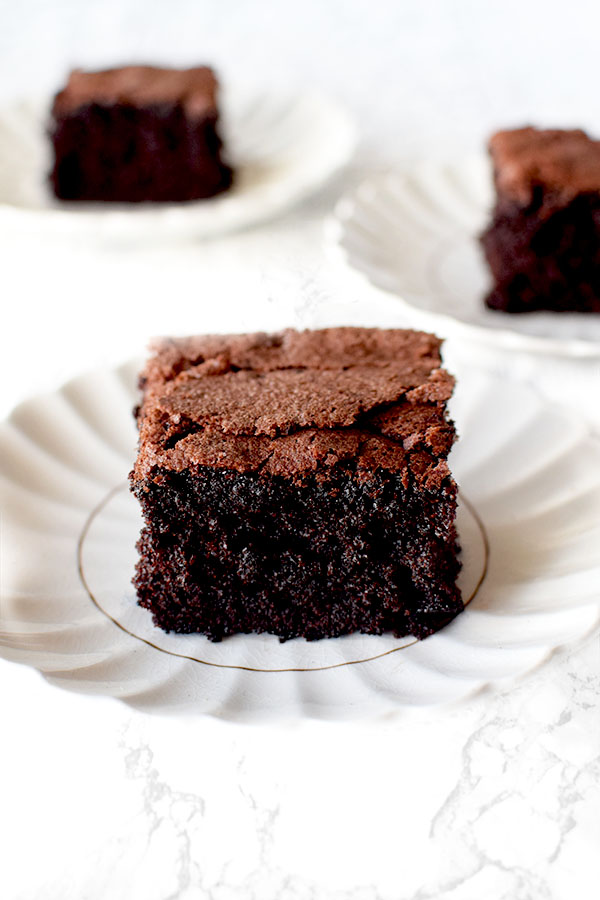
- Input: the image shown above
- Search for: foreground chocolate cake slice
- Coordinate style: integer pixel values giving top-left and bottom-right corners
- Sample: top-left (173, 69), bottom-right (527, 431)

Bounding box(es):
top-left (50, 65), bottom-right (232, 202)
top-left (481, 127), bottom-right (600, 313)
top-left (130, 328), bottom-right (462, 642)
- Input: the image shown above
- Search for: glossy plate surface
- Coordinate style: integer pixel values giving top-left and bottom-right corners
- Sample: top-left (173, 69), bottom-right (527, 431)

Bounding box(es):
top-left (330, 158), bottom-right (600, 356)
top-left (1, 361), bottom-right (599, 720)
top-left (0, 88), bottom-right (356, 240)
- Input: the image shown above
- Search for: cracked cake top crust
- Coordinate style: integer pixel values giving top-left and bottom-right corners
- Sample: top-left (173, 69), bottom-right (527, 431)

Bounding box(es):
top-left (133, 327), bottom-right (456, 490)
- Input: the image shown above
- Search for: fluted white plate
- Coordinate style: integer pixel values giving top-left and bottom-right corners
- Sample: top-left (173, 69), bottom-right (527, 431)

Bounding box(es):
top-left (330, 159), bottom-right (600, 356)
top-left (1, 360), bottom-right (599, 720)
top-left (0, 87), bottom-right (356, 241)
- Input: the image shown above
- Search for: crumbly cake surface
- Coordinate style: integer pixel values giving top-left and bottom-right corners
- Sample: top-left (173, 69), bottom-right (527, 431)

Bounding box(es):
top-left (134, 328), bottom-right (455, 483)
top-left (130, 327), bottom-right (462, 642)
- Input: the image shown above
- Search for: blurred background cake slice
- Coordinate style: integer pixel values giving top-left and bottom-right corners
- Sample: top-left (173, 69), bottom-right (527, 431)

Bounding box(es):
top-left (50, 64), bottom-right (233, 202)
top-left (481, 126), bottom-right (600, 313)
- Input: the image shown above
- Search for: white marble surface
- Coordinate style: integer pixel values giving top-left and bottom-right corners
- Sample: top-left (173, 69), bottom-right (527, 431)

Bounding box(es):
top-left (1, 2), bottom-right (599, 898)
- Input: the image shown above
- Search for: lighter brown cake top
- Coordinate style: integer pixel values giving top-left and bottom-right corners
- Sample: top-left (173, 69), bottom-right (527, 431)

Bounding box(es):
top-left (489, 127), bottom-right (600, 207)
top-left (52, 65), bottom-right (218, 118)
top-left (133, 327), bottom-right (456, 488)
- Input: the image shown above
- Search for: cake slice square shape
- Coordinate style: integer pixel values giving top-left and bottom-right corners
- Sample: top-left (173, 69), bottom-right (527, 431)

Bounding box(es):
top-left (481, 126), bottom-right (600, 313)
top-left (129, 327), bottom-right (462, 641)
top-left (50, 65), bottom-right (233, 202)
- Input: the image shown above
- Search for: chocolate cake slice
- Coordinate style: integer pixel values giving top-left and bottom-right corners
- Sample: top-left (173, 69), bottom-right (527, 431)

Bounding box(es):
top-left (129, 328), bottom-right (462, 642)
top-left (480, 127), bottom-right (600, 313)
top-left (50, 65), bottom-right (232, 202)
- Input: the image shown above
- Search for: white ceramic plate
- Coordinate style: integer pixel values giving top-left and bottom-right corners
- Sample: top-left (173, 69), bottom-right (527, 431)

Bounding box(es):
top-left (0, 87), bottom-right (356, 241)
top-left (330, 158), bottom-right (600, 356)
top-left (1, 360), bottom-right (599, 721)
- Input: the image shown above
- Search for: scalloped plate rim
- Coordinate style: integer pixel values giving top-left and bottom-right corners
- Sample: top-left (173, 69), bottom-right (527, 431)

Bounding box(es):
top-left (1, 358), bottom-right (600, 721)
top-left (0, 87), bottom-right (357, 240)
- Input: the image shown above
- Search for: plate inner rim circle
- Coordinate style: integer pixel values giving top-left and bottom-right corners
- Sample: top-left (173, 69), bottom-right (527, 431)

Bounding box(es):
top-left (76, 482), bottom-right (488, 674)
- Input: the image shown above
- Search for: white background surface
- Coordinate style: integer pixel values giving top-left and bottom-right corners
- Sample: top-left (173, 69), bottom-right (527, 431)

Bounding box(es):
top-left (1, 2), bottom-right (599, 898)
